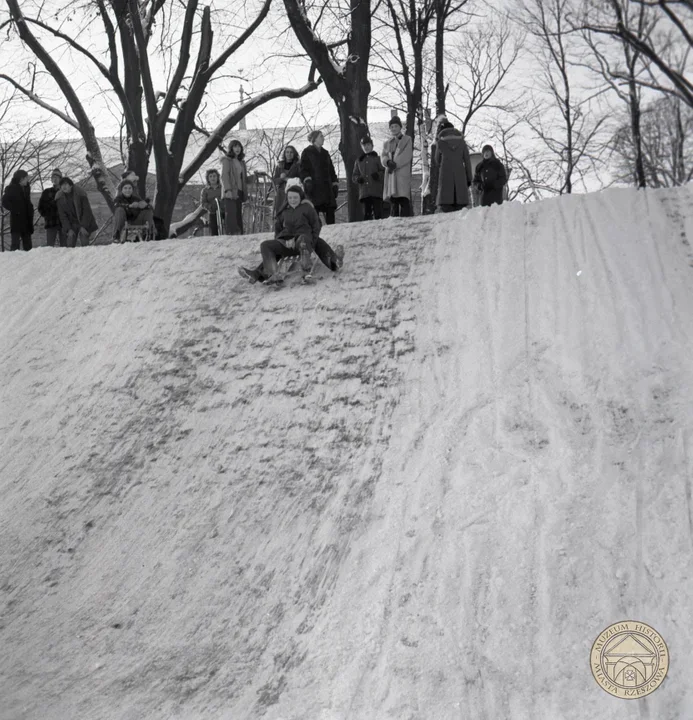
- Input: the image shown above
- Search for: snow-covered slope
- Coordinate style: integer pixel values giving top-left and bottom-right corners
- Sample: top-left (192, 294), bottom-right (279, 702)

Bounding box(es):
top-left (1, 187), bottom-right (692, 720)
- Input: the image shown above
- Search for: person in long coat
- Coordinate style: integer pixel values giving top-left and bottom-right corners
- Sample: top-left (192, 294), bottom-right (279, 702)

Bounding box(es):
top-left (1, 169), bottom-right (34, 251)
top-left (352, 135), bottom-right (385, 221)
top-left (273, 145), bottom-right (300, 218)
top-left (299, 131), bottom-right (339, 225)
top-left (426, 116), bottom-right (449, 215)
top-left (221, 139), bottom-right (247, 235)
top-left (473, 144), bottom-right (508, 207)
top-left (55, 177), bottom-right (98, 247)
top-left (435, 121), bottom-right (473, 212)
top-left (381, 116), bottom-right (413, 217)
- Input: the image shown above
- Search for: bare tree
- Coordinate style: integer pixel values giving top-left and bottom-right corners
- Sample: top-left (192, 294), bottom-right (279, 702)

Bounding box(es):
top-left (1, 0), bottom-right (320, 233)
top-left (372, 0), bottom-right (437, 141)
top-left (515, 0), bottom-right (609, 194)
top-left (444, 18), bottom-right (524, 137)
top-left (576, 0), bottom-right (659, 187)
top-left (611, 93), bottom-right (693, 186)
top-left (577, 0), bottom-right (693, 108)
top-left (282, 0), bottom-right (371, 221)
top-left (433, 0), bottom-right (472, 116)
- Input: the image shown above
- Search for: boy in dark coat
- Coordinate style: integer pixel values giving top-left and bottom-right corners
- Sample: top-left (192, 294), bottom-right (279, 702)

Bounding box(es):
top-left (1, 169), bottom-right (34, 251)
top-left (238, 181), bottom-right (344, 284)
top-left (473, 144), bottom-right (507, 207)
top-left (56, 177), bottom-right (98, 247)
top-left (299, 131), bottom-right (339, 225)
top-left (435, 121), bottom-right (473, 212)
top-left (37, 168), bottom-right (66, 247)
top-left (352, 136), bottom-right (385, 221)
top-left (112, 179), bottom-right (154, 241)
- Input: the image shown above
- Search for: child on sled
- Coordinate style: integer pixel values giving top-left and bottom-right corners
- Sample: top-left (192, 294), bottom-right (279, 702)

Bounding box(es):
top-left (238, 180), bottom-right (344, 284)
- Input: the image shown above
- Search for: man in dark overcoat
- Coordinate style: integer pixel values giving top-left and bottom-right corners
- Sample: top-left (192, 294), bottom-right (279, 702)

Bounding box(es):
top-left (299, 130), bottom-right (339, 225)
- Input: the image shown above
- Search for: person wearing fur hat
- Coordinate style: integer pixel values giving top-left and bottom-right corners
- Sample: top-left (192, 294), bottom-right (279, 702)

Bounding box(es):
top-left (238, 179), bottom-right (344, 284)
top-left (298, 130), bottom-right (339, 225)
top-left (1, 169), bottom-right (34, 251)
top-left (37, 169), bottom-right (66, 247)
top-left (381, 115), bottom-right (413, 217)
top-left (434, 121), bottom-right (473, 212)
top-left (55, 177), bottom-right (98, 247)
top-left (273, 145), bottom-right (300, 218)
top-left (221, 139), bottom-right (247, 234)
top-left (473, 144), bottom-right (507, 207)
top-left (200, 169), bottom-right (224, 236)
top-left (352, 136), bottom-right (385, 221)
top-left (112, 179), bottom-right (154, 242)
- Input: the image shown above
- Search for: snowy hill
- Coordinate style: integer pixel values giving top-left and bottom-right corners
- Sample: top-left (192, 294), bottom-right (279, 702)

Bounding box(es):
top-left (1, 187), bottom-right (693, 720)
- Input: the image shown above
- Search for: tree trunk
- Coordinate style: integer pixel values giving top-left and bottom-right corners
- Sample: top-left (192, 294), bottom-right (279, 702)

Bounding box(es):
top-left (435, 0), bottom-right (446, 116)
top-left (338, 102), bottom-right (368, 222)
top-left (628, 78), bottom-right (646, 188)
top-left (283, 0), bottom-right (371, 222)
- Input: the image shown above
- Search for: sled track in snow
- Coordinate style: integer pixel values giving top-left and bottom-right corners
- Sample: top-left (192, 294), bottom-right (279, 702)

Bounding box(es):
top-left (1, 186), bottom-right (693, 720)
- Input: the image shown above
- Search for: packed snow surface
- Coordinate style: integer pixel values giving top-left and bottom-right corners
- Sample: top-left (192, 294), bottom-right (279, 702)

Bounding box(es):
top-left (1, 187), bottom-right (693, 720)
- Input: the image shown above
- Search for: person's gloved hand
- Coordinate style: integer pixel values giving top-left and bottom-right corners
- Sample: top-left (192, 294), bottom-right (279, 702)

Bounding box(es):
top-left (356, 176), bottom-right (365, 184)
top-left (386, 159), bottom-right (397, 171)
top-left (304, 178), bottom-right (313, 193)
top-left (332, 182), bottom-right (340, 197)
top-left (371, 171), bottom-right (380, 181)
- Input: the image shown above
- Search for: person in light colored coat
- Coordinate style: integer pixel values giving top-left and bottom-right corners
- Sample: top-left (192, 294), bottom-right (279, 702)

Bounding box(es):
top-left (435, 121), bottom-right (473, 212)
top-left (221, 139), bottom-right (247, 235)
top-left (381, 116), bottom-right (413, 217)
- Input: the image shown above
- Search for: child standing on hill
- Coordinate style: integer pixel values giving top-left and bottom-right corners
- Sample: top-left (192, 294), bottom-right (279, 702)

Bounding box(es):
top-left (221, 140), bottom-right (247, 235)
top-left (200, 169), bottom-right (224, 236)
top-left (352, 136), bottom-right (385, 221)
top-left (473, 144), bottom-right (507, 207)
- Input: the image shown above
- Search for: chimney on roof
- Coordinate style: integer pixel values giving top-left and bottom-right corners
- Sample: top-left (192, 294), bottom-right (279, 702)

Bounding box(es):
top-left (390, 108), bottom-right (398, 118)
top-left (239, 87), bottom-right (247, 131)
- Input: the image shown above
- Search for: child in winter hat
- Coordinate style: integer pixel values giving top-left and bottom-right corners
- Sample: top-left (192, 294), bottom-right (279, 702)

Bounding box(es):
top-left (389, 116), bottom-right (403, 129)
top-left (285, 182), bottom-right (306, 201)
top-left (285, 177), bottom-right (304, 192)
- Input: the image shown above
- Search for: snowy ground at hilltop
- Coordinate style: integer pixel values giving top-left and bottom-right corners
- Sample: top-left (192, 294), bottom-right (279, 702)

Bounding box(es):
top-left (1, 186), bottom-right (693, 720)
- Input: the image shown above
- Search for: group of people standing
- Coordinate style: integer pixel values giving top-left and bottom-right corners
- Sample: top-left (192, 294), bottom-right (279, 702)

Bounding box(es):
top-left (2, 168), bottom-right (98, 251)
top-left (2, 114), bottom-right (507, 253)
